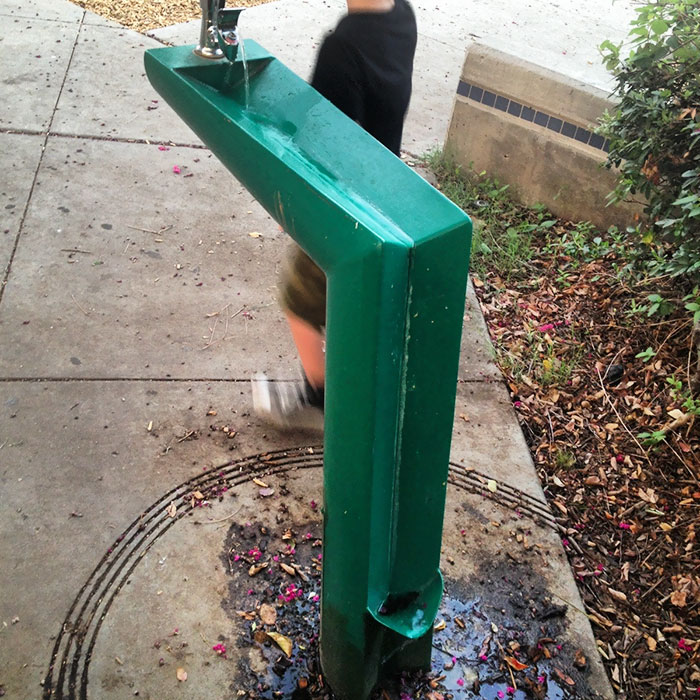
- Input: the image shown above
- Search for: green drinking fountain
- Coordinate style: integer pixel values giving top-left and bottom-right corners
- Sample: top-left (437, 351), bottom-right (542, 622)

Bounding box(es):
top-left (144, 4), bottom-right (472, 697)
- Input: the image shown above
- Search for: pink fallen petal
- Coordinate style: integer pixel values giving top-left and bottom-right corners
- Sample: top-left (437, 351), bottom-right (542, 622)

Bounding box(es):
top-left (173, 165), bottom-right (181, 174)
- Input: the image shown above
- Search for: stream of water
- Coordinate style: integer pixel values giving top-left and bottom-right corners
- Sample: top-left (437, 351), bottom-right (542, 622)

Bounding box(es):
top-left (234, 27), bottom-right (250, 109)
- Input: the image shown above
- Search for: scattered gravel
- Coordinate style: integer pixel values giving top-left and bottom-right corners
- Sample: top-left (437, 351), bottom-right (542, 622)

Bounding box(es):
top-left (69, 0), bottom-right (272, 33)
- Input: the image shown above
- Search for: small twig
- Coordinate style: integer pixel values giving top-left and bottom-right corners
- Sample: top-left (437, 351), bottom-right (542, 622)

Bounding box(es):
top-left (655, 319), bottom-right (692, 358)
top-left (176, 430), bottom-right (198, 443)
top-left (202, 315), bottom-right (220, 350)
top-left (61, 248), bottom-right (92, 255)
top-left (639, 575), bottom-right (666, 601)
top-left (547, 591), bottom-right (589, 618)
top-left (127, 224), bottom-right (173, 235)
top-left (126, 224), bottom-right (158, 234)
top-left (595, 368), bottom-right (652, 467)
top-left (71, 294), bottom-right (89, 316)
top-left (666, 439), bottom-right (699, 484)
top-left (200, 504), bottom-right (242, 525)
top-left (202, 304), bottom-right (237, 349)
top-left (494, 637), bottom-right (517, 690)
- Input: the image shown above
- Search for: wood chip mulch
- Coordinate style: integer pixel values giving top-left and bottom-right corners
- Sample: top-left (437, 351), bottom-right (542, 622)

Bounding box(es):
top-left (473, 221), bottom-right (700, 699)
top-left (69, 0), bottom-right (271, 33)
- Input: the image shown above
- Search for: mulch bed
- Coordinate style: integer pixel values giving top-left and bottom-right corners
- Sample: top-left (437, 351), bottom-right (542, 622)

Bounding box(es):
top-left (472, 220), bottom-right (700, 699)
top-left (69, 0), bottom-right (271, 33)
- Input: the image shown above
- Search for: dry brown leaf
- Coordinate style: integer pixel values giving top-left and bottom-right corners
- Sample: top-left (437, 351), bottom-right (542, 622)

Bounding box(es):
top-left (504, 655), bottom-right (529, 671)
top-left (267, 631), bottom-right (293, 657)
top-left (176, 667), bottom-right (188, 682)
top-left (167, 502), bottom-right (177, 518)
top-left (670, 581), bottom-right (695, 611)
top-left (259, 603), bottom-right (277, 625)
top-left (646, 635), bottom-right (657, 651)
top-left (554, 668), bottom-right (575, 686)
top-left (638, 487), bottom-right (658, 504)
top-left (253, 478), bottom-right (269, 488)
top-left (249, 562), bottom-right (268, 577)
top-left (280, 563), bottom-right (296, 576)
top-left (608, 588), bottom-right (628, 603)
top-left (622, 562), bottom-right (630, 582)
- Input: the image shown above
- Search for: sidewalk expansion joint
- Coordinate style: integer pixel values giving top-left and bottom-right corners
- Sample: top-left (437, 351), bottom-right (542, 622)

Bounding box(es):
top-left (0, 376), bottom-right (251, 383)
top-left (0, 127), bottom-right (206, 150)
top-left (0, 10), bottom-right (86, 308)
top-left (0, 12), bottom-right (80, 23)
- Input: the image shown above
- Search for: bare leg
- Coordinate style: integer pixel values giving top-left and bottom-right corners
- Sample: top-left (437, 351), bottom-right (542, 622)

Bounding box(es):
top-left (285, 310), bottom-right (325, 389)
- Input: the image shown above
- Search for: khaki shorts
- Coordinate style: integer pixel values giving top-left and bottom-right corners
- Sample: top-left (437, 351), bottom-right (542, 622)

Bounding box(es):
top-left (279, 243), bottom-right (327, 331)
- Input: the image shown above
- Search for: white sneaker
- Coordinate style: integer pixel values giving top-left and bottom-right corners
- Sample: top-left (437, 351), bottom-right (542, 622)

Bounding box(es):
top-left (251, 374), bottom-right (324, 432)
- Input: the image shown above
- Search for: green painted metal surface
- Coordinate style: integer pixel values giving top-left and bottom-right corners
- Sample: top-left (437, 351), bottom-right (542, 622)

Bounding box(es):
top-left (144, 42), bottom-right (472, 699)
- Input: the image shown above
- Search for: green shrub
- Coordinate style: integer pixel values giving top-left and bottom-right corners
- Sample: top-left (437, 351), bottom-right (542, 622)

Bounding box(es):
top-left (599, 0), bottom-right (700, 279)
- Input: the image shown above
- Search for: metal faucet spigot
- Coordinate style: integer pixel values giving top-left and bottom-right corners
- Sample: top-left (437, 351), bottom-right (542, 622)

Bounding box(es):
top-left (195, 1), bottom-right (245, 61)
top-left (195, 0), bottom-right (225, 59)
top-left (213, 8), bottom-right (244, 62)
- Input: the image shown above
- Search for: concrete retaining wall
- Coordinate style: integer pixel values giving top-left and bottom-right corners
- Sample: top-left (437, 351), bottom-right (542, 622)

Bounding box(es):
top-left (445, 44), bottom-right (640, 230)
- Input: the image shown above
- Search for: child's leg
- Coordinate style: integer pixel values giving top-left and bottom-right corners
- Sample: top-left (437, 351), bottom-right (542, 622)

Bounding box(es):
top-left (251, 243), bottom-right (326, 430)
top-left (279, 243), bottom-right (327, 386)
top-left (285, 310), bottom-right (325, 389)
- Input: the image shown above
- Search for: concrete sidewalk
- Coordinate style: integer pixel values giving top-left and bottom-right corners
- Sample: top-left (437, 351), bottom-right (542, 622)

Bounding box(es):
top-left (0, 0), bottom-right (630, 697)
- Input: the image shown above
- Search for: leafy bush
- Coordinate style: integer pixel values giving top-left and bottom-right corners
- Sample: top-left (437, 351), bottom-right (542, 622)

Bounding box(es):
top-left (599, 0), bottom-right (700, 279)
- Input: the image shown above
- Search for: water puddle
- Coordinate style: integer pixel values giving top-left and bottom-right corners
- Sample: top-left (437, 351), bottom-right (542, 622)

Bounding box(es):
top-left (222, 521), bottom-right (582, 699)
